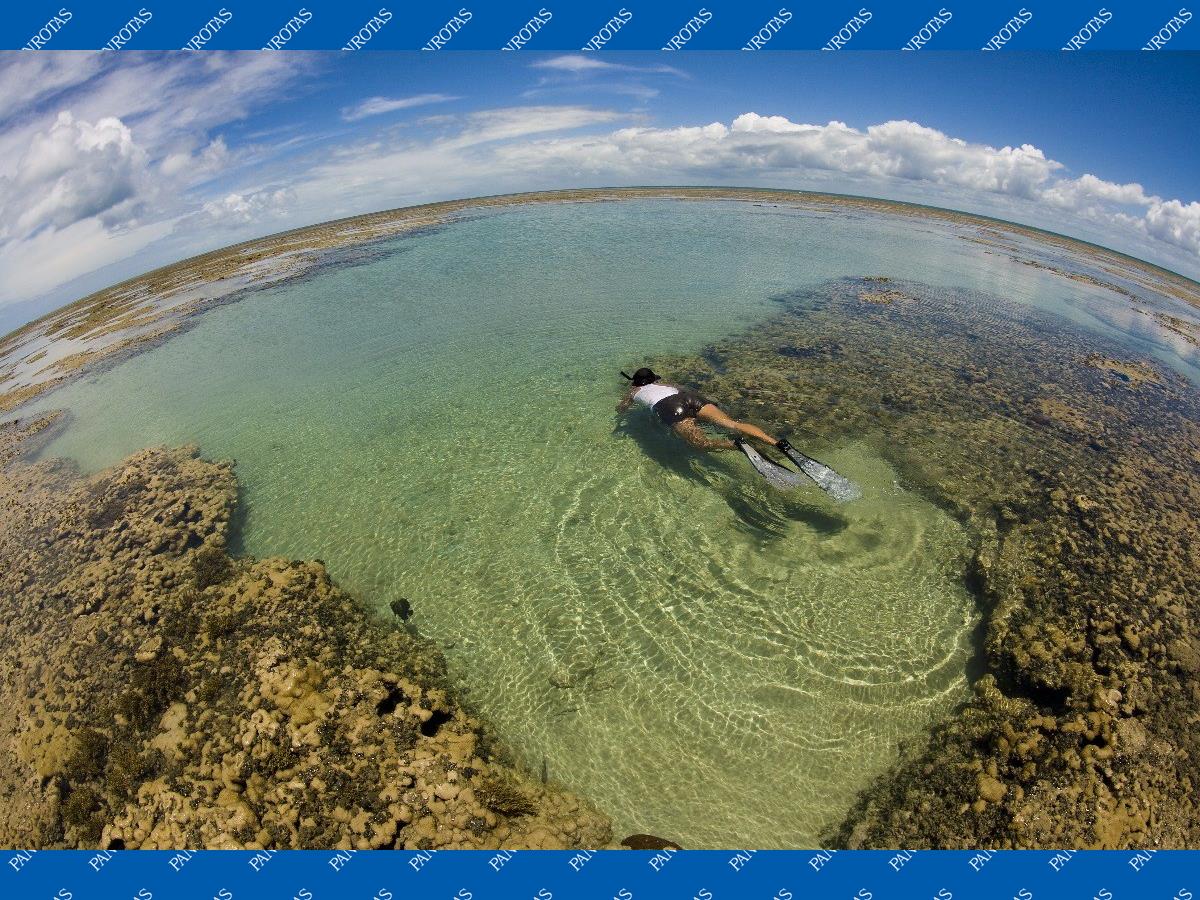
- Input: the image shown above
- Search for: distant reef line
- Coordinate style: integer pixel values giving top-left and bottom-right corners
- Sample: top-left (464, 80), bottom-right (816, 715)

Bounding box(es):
top-left (4, 187), bottom-right (1199, 415)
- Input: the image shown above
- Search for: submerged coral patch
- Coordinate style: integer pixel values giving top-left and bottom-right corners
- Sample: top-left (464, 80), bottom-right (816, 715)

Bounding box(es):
top-left (1084, 353), bottom-right (1164, 389)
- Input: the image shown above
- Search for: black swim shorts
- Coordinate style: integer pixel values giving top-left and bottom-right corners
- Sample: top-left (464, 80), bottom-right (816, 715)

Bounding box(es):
top-left (652, 391), bottom-right (709, 426)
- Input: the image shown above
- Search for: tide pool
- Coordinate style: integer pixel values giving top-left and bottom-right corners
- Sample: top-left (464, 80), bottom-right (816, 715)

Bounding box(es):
top-left (30, 198), bottom-right (1193, 846)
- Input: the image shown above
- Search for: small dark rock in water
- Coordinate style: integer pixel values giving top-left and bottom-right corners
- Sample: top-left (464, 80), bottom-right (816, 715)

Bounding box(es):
top-left (390, 597), bottom-right (413, 620)
top-left (621, 833), bottom-right (682, 850)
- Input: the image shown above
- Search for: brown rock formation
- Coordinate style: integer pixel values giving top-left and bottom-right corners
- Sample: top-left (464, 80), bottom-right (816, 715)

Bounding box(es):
top-left (0, 416), bottom-right (610, 850)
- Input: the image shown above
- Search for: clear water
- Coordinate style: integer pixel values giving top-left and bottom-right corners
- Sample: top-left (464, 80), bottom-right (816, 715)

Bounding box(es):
top-left (27, 200), bottom-right (1197, 847)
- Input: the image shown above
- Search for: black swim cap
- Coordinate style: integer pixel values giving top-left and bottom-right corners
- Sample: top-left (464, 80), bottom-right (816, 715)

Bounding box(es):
top-left (631, 367), bottom-right (660, 387)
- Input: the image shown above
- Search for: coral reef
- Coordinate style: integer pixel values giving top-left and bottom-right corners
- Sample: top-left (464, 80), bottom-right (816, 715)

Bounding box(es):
top-left (0, 418), bottom-right (610, 849)
top-left (658, 276), bottom-right (1200, 848)
top-left (1084, 353), bottom-right (1163, 389)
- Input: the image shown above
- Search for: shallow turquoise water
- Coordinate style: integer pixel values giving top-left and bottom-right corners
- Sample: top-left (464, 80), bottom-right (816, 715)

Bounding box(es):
top-left (27, 199), bottom-right (1200, 846)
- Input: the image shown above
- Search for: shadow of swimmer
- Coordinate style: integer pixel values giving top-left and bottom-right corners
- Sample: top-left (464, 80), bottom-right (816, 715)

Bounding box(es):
top-left (615, 416), bottom-right (848, 539)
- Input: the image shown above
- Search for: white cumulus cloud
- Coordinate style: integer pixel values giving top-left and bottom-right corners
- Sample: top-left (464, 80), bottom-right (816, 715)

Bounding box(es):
top-left (201, 188), bottom-right (293, 224)
top-left (0, 112), bottom-right (152, 240)
top-left (159, 137), bottom-right (231, 179)
top-left (1143, 199), bottom-right (1200, 256)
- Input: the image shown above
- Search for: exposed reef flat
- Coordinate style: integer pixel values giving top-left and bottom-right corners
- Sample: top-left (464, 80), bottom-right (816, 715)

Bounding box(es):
top-left (4, 188), bottom-right (1198, 414)
top-left (655, 276), bottom-right (1200, 848)
top-left (0, 417), bottom-right (610, 849)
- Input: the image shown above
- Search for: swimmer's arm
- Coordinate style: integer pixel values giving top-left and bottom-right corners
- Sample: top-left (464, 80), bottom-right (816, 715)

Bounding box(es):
top-left (674, 419), bottom-right (736, 452)
top-left (616, 387), bottom-right (636, 414)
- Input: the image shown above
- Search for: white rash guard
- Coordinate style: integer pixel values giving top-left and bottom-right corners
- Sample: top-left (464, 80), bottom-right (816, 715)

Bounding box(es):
top-left (633, 383), bottom-right (679, 407)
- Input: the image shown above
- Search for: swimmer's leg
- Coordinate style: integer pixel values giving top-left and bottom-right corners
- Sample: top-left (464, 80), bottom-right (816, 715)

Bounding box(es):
top-left (672, 418), bottom-right (736, 452)
top-left (696, 404), bottom-right (779, 445)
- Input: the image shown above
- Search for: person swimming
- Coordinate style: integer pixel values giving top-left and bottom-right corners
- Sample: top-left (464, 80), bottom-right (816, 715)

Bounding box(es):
top-left (616, 367), bottom-right (779, 452)
top-left (616, 367), bottom-right (862, 500)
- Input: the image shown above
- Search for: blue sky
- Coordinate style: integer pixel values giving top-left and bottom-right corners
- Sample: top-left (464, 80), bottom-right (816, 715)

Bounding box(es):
top-left (1, 51), bottom-right (1198, 331)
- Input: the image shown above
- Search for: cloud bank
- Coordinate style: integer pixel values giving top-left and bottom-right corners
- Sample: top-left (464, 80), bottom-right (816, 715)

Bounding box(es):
top-left (1, 53), bottom-right (1198, 330)
top-left (490, 113), bottom-right (1200, 260)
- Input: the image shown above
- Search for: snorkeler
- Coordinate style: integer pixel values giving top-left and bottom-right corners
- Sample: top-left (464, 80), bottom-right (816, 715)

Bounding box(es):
top-left (617, 367), bottom-right (861, 500)
top-left (617, 367), bottom-right (776, 451)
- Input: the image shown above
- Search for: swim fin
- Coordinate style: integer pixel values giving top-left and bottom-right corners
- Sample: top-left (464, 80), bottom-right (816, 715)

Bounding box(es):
top-left (735, 439), bottom-right (806, 490)
top-left (776, 440), bottom-right (862, 502)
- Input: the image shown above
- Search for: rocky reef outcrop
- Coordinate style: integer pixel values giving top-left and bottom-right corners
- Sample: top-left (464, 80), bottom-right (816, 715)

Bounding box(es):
top-left (0, 416), bottom-right (610, 849)
top-left (660, 276), bottom-right (1200, 848)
